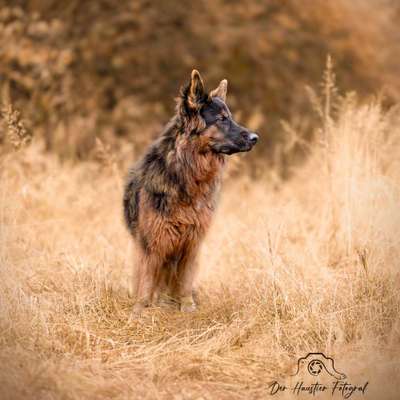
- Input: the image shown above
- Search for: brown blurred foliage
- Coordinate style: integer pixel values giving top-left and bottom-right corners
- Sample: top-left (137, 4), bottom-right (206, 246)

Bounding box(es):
top-left (1, 0), bottom-right (399, 160)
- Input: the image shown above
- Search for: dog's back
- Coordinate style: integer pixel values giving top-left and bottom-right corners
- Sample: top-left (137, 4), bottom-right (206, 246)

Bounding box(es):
top-left (123, 165), bottom-right (141, 234)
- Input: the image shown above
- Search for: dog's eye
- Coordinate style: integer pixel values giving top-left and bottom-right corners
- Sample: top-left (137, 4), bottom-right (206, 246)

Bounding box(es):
top-left (218, 115), bottom-right (227, 122)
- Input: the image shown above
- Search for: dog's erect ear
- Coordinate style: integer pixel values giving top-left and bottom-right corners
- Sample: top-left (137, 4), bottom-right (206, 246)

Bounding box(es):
top-left (187, 69), bottom-right (206, 110)
top-left (210, 79), bottom-right (228, 102)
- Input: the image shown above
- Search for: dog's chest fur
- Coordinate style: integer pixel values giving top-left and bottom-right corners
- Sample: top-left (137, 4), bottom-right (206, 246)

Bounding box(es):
top-left (138, 150), bottom-right (223, 255)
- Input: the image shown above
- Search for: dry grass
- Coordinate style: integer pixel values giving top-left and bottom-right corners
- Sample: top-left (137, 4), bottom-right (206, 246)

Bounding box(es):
top-left (1, 88), bottom-right (400, 399)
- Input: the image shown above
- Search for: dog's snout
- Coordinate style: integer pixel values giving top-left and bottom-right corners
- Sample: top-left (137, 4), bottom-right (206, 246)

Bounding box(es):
top-left (249, 132), bottom-right (259, 145)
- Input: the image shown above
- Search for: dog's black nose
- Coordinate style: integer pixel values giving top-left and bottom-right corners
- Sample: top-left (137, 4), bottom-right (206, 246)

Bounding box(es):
top-left (249, 132), bottom-right (259, 145)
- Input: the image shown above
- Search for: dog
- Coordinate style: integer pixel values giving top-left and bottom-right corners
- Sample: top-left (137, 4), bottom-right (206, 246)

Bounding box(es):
top-left (123, 69), bottom-right (258, 315)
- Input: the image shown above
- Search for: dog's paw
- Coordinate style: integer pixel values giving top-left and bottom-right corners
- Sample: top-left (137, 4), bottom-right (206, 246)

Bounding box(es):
top-left (129, 301), bottom-right (148, 321)
top-left (129, 309), bottom-right (142, 322)
top-left (180, 296), bottom-right (197, 313)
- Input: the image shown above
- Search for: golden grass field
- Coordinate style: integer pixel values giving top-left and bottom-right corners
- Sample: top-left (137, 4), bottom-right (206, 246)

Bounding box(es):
top-left (1, 87), bottom-right (400, 399)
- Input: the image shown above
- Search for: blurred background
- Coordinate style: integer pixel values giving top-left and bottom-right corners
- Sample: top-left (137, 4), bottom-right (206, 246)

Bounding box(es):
top-left (1, 0), bottom-right (399, 165)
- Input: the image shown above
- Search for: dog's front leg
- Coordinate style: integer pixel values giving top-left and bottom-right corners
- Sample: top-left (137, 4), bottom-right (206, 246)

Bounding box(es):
top-left (130, 250), bottom-right (159, 318)
top-left (176, 248), bottom-right (200, 312)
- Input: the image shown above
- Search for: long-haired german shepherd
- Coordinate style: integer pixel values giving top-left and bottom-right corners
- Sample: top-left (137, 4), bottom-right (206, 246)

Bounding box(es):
top-left (123, 70), bottom-right (258, 316)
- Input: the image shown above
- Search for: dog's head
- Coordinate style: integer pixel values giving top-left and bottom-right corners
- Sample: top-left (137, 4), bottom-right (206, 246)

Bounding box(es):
top-left (178, 70), bottom-right (258, 155)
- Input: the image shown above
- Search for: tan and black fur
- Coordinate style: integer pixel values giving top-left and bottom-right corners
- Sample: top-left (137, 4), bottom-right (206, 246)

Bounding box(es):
top-left (123, 70), bottom-right (258, 315)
